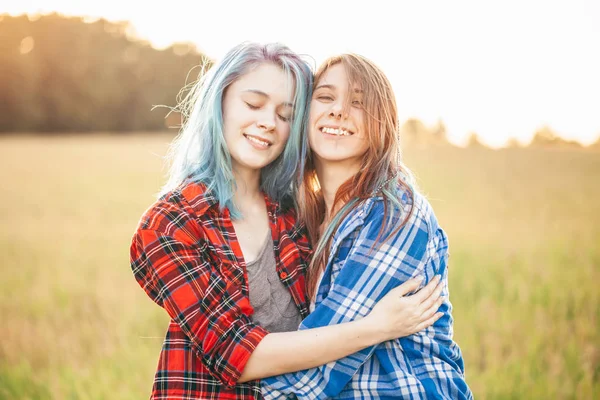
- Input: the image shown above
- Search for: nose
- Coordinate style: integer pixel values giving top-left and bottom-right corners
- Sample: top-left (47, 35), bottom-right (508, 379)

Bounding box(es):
top-left (257, 111), bottom-right (276, 132)
top-left (329, 100), bottom-right (346, 119)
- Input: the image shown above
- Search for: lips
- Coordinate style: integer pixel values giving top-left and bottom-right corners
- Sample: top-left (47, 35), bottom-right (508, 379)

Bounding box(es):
top-left (319, 125), bottom-right (355, 136)
top-left (243, 133), bottom-right (273, 147)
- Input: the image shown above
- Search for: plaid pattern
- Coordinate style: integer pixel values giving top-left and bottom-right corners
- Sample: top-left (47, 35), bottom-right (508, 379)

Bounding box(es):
top-left (130, 182), bottom-right (310, 399)
top-left (262, 190), bottom-right (472, 399)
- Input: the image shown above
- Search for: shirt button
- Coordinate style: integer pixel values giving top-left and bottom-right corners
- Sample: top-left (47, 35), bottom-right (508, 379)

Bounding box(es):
top-left (279, 271), bottom-right (288, 279)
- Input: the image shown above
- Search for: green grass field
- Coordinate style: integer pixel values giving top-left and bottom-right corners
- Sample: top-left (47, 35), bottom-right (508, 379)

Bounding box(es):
top-left (1, 134), bottom-right (598, 399)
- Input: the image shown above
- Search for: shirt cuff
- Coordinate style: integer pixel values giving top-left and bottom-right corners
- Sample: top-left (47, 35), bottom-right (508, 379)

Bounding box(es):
top-left (221, 323), bottom-right (269, 387)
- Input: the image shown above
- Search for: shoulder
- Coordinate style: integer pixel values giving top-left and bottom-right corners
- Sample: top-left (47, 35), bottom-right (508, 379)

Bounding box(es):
top-left (135, 181), bottom-right (217, 240)
top-left (408, 190), bottom-right (439, 233)
top-left (363, 185), bottom-right (440, 238)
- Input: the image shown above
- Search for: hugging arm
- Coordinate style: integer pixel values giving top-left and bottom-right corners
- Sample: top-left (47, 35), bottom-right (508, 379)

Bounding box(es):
top-left (132, 200), bottom-right (440, 388)
top-left (260, 205), bottom-right (442, 399)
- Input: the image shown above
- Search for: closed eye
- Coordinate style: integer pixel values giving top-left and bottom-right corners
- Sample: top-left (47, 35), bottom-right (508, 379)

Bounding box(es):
top-left (278, 114), bottom-right (291, 122)
top-left (317, 95), bottom-right (334, 102)
top-left (245, 101), bottom-right (260, 110)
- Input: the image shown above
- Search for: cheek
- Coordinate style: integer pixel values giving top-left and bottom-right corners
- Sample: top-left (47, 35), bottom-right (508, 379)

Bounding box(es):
top-left (309, 102), bottom-right (322, 125)
top-left (307, 122), bottom-right (319, 146)
top-left (278, 123), bottom-right (291, 145)
top-left (222, 113), bottom-right (237, 141)
top-left (223, 98), bottom-right (248, 132)
top-left (353, 110), bottom-right (365, 132)
top-left (308, 105), bottom-right (324, 141)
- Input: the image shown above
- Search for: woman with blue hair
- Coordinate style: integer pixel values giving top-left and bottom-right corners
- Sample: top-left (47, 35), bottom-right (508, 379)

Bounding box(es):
top-left (130, 42), bottom-right (443, 399)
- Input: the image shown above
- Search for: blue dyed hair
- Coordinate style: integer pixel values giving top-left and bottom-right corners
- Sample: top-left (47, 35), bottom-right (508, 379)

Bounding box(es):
top-left (161, 42), bottom-right (313, 219)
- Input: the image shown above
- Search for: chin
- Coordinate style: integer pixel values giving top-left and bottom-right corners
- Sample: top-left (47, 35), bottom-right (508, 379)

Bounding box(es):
top-left (241, 156), bottom-right (275, 170)
top-left (313, 150), bottom-right (349, 162)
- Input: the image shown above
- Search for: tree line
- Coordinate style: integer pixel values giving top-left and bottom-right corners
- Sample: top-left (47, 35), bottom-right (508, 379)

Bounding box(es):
top-left (1, 13), bottom-right (598, 150)
top-left (0, 13), bottom-right (209, 132)
top-left (400, 120), bottom-right (600, 150)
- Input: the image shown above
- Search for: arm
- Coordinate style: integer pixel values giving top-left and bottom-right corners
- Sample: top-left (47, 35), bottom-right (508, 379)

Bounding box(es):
top-left (261, 203), bottom-right (441, 399)
top-left (239, 313), bottom-right (391, 382)
top-left (132, 200), bottom-right (439, 387)
top-left (238, 274), bottom-right (440, 382)
top-left (130, 200), bottom-right (269, 387)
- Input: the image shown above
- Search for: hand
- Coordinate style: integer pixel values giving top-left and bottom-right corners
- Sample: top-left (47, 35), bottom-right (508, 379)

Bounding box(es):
top-left (366, 275), bottom-right (444, 341)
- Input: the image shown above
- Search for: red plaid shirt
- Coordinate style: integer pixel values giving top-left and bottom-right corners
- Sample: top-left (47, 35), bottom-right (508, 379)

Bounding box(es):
top-left (130, 182), bottom-right (310, 399)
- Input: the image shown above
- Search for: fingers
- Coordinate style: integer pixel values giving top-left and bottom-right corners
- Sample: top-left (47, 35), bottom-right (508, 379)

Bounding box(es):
top-left (415, 312), bottom-right (444, 332)
top-left (410, 275), bottom-right (441, 303)
top-left (421, 296), bottom-right (445, 320)
top-left (418, 280), bottom-right (444, 314)
top-left (393, 276), bottom-right (424, 297)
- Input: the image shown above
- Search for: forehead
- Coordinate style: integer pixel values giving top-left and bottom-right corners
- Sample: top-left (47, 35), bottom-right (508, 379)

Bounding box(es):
top-left (316, 63), bottom-right (362, 92)
top-left (231, 63), bottom-right (296, 103)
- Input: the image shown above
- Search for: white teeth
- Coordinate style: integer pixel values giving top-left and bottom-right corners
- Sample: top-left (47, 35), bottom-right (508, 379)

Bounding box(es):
top-left (246, 135), bottom-right (270, 146)
top-left (322, 127), bottom-right (351, 136)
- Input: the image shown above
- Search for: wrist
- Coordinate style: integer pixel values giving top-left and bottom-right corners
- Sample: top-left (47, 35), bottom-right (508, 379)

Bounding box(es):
top-left (354, 315), bottom-right (386, 346)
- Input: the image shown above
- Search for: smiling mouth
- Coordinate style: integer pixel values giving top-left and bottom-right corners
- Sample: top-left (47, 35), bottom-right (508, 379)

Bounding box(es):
top-left (320, 126), bottom-right (354, 136)
top-left (244, 134), bottom-right (272, 147)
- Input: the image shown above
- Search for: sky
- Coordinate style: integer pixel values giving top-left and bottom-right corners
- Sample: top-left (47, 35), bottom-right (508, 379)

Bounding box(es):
top-left (4, 0), bottom-right (600, 147)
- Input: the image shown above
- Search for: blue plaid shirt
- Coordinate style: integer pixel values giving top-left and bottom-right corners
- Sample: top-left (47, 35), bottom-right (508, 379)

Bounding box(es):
top-left (261, 190), bottom-right (472, 399)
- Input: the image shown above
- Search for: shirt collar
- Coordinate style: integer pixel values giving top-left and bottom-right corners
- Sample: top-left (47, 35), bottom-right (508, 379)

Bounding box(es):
top-left (177, 181), bottom-right (281, 218)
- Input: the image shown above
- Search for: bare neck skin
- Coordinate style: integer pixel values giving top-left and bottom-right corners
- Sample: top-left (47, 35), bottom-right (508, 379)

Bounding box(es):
top-left (314, 157), bottom-right (360, 222)
top-left (232, 167), bottom-right (264, 214)
top-left (231, 166), bottom-right (270, 263)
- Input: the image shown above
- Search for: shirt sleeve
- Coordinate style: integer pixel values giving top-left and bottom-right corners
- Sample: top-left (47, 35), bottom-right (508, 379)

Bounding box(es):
top-left (130, 200), bottom-right (268, 387)
top-left (261, 202), bottom-right (436, 399)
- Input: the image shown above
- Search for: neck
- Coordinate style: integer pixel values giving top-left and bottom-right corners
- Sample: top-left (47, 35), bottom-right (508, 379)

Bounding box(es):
top-left (232, 165), bottom-right (263, 215)
top-left (314, 158), bottom-right (360, 219)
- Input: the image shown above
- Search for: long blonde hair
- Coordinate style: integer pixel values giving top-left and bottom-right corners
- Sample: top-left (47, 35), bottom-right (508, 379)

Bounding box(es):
top-left (299, 54), bottom-right (415, 301)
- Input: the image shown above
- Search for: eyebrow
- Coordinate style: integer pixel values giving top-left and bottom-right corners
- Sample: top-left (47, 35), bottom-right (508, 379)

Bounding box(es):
top-left (314, 84), bottom-right (363, 94)
top-left (314, 84), bottom-right (335, 91)
top-left (243, 89), bottom-right (293, 107)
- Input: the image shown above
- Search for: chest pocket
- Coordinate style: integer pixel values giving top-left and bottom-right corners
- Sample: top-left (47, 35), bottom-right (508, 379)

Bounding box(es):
top-left (202, 243), bottom-right (246, 291)
top-left (218, 258), bottom-right (245, 289)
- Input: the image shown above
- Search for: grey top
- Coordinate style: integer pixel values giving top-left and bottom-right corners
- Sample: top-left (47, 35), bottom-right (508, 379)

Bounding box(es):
top-left (247, 234), bottom-right (302, 333)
